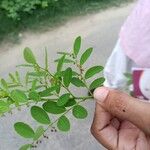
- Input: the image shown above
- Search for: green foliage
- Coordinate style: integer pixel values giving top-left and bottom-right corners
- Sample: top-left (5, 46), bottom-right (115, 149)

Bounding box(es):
top-left (72, 105), bottom-right (88, 119)
top-left (74, 36), bottom-right (81, 57)
top-left (33, 126), bottom-right (45, 141)
top-left (85, 66), bottom-right (104, 79)
top-left (57, 115), bottom-right (70, 132)
top-left (80, 48), bottom-right (93, 65)
top-left (0, 36), bottom-right (105, 149)
top-left (89, 77), bottom-right (105, 90)
top-left (124, 72), bottom-right (133, 86)
top-left (71, 77), bottom-right (85, 87)
top-left (57, 55), bottom-right (65, 72)
top-left (10, 90), bottom-right (28, 103)
top-left (43, 101), bottom-right (66, 114)
top-left (0, 0), bottom-right (50, 19)
top-left (14, 122), bottom-right (35, 138)
top-left (31, 106), bottom-right (51, 125)
top-left (24, 47), bottom-right (37, 64)
top-left (57, 93), bottom-right (70, 106)
top-left (63, 68), bottom-right (72, 87)
top-left (19, 144), bottom-right (31, 150)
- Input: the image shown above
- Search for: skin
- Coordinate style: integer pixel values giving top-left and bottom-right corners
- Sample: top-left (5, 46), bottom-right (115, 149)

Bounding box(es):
top-left (91, 87), bottom-right (150, 150)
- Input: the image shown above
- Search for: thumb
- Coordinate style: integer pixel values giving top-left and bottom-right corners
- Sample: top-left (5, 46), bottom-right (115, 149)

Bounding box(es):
top-left (94, 87), bottom-right (150, 134)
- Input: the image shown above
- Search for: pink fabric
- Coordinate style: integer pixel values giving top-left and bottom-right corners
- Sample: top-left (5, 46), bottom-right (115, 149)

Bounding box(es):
top-left (120, 0), bottom-right (150, 68)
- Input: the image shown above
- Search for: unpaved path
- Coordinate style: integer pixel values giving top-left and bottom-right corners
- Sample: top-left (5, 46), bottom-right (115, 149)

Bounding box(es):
top-left (0, 3), bottom-right (135, 76)
top-left (0, 2), bottom-right (135, 150)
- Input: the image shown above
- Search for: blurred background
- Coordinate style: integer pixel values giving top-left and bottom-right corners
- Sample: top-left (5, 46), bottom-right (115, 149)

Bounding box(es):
top-left (0, 0), bottom-right (135, 150)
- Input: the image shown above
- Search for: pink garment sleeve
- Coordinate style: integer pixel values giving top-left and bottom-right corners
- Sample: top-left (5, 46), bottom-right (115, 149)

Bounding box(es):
top-left (120, 0), bottom-right (150, 68)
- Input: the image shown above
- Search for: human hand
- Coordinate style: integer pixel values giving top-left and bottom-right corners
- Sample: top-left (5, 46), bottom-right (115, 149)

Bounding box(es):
top-left (91, 87), bottom-right (150, 150)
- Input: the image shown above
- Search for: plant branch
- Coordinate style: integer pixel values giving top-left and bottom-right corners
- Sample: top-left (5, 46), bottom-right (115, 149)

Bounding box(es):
top-left (31, 97), bottom-right (91, 147)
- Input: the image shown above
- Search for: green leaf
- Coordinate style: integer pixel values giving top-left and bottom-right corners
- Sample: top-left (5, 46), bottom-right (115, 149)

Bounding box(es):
top-left (80, 47), bottom-right (93, 65)
top-left (14, 122), bottom-right (35, 138)
top-left (11, 89), bottom-right (28, 103)
top-left (25, 72), bottom-right (29, 86)
top-left (43, 101), bottom-right (66, 114)
top-left (19, 144), bottom-right (31, 150)
top-left (89, 77), bottom-right (105, 90)
top-left (39, 86), bottom-right (57, 97)
top-left (0, 90), bottom-right (7, 97)
top-left (124, 73), bottom-right (132, 80)
top-left (57, 93), bottom-right (70, 106)
top-left (57, 55), bottom-right (65, 72)
top-left (55, 58), bottom-right (74, 64)
top-left (31, 79), bottom-right (37, 91)
top-left (0, 101), bottom-right (9, 113)
top-left (45, 48), bottom-right (48, 70)
top-left (72, 71), bottom-right (80, 76)
top-left (1, 79), bottom-right (8, 90)
top-left (71, 77), bottom-right (85, 87)
top-left (65, 98), bottom-right (76, 107)
top-left (74, 36), bottom-right (81, 57)
top-left (9, 73), bottom-right (17, 83)
top-left (29, 91), bottom-right (41, 101)
top-left (31, 106), bottom-right (50, 125)
top-left (72, 105), bottom-right (88, 119)
top-left (57, 52), bottom-right (71, 55)
top-left (85, 66), bottom-right (104, 79)
top-left (33, 126), bottom-right (45, 141)
top-left (15, 71), bottom-right (21, 83)
top-left (57, 115), bottom-right (70, 132)
top-left (28, 71), bottom-right (46, 77)
top-left (42, 1), bottom-right (48, 8)
top-left (55, 83), bottom-right (61, 94)
top-left (63, 68), bottom-right (72, 87)
top-left (23, 47), bottom-right (36, 64)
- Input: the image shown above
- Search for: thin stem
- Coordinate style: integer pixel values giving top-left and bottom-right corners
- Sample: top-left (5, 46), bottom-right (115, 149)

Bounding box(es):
top-left (39, 66), bottom-right (75, 98)
top-left (3, 96), bottom-right (93, 116)
top-left (31, 97), bottom-right (90, 146)
top-left (82, 77), bottom-right (93, 96)
top-left (73, 56), bottom-right (93, 97)
top-left (75, 96), bottom-right (93, 100)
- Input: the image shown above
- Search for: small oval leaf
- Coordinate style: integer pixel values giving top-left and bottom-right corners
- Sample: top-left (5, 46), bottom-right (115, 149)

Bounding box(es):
top-left (1, 79), bottom-right (8, 90)
top-left (63, 68), bottom-right (72, 87)
top-left (71, 77), bottom-right (85, 87)
top-left (0, 101), bottom-right (9, 113)
top-left (57, 55), bottom-right (65, 72)
top-left (57, 93), bottom-right (70, 106)
top-left (31, 106), bottom-right (50, 125)
top-left (19, 144), bottom-right (31, 150)
top-left (80, 47), bottom-right (93, 65)
top-left (14, 122), bottom-right (35, 138)
top-left (89, 77), bottom-right (105, 90)
top-left (55, 58), bottom-right (74, 64)
top-left (29, 91), bottom-right (41, 101)
top-left (43, 101), bottom-right (66, 114)
top-left (57, 115), bottom-right (70, 132)
top-left (73, 36), bottom-right (81, 57)
top-left (24, 47), bottom-right (36, 64)
top-left (39, 86), bottom-right (57, 97)
top-left (85, 66), bottom-right (104, 79)
top-left (65, 98), bottom-right (76, 107)
top-left (11, 90), bottom-right (28, 103)
top-left (33, 126), bottom-right (45, 141)
top-left (72, 105), bottom-right (88, 119)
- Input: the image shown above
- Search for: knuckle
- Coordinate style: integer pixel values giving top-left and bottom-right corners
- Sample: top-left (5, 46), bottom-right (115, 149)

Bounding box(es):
top-left (90, 123), bottom-right (98, 136)
top-left (107, 90), bottom-right (127, 116)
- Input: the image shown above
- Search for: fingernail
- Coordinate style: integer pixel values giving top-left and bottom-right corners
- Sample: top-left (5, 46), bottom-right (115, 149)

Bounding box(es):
top-left (94, 87), bottom-right (109, 102)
